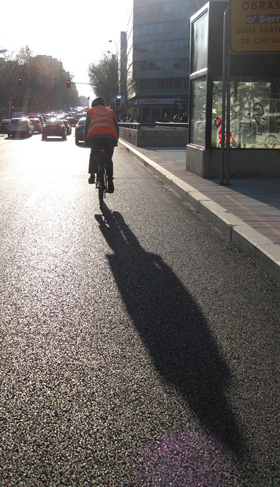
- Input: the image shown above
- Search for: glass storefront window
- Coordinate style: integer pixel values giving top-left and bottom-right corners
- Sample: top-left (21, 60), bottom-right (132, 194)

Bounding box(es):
top-left (190, 77), bottom-right (207, 146)
top-left (212, 80), bottom-right (280, 149)
top-left (191, 10), bottom-right (208, 74)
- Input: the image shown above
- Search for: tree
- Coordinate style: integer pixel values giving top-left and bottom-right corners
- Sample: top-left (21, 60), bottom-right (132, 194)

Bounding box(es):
top-left (88, 54), bottom-right (118, 105)
top-left (0, 47), bottom-right (80, 116)
top-left (0, 57), bottom-right (19, 117)
top-left (16, 46), bottom-right (32, 65)
top-left (0, 48), bottom-right (7, 58)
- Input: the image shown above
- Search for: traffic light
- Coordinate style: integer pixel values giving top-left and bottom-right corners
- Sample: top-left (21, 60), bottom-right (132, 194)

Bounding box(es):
top-left (66, 79), bottom-right (71, 88)
top-left (18, 77), bottom-right (22, 85)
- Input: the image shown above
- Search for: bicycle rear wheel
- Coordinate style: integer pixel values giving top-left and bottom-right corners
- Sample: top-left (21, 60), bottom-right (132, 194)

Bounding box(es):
top-left (98, 167), bottom-right (107, 210)
top-left (103, 168), bottom-right (108, 193)
top-left (98, 185), bottom-right (104, 210)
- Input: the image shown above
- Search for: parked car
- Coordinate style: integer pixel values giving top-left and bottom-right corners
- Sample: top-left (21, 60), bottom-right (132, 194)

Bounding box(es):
top-left (75, 117), bottom-right (86, 144)
top-left (41, 119), bottom-right (67, 140)
top-left (0, 118), bottom-right (11, 134)
top-left (7, 118), bottom-right (34, 138)
top-left (29, 117), bottom-right (42, 133)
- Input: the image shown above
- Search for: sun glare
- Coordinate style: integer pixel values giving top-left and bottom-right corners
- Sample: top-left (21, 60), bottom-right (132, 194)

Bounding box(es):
top-left (1, 0), bottom-right (132, 97)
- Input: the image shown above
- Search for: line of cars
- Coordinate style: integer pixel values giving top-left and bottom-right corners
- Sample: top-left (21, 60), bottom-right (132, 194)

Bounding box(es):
top-left (40, 110), bottom-right (87, 144)
top-left (0, 117), bottom-right (35, 137)
top-left (0, 109), bottom-right (87, 143)
top-left (42, 117), bottom-right (72, 140)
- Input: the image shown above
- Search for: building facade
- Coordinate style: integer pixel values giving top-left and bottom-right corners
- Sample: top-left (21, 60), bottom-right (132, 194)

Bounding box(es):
top-left (126, 0), bottom-right (209, 122)
top-left (186, 1), bottom-right (280, 178)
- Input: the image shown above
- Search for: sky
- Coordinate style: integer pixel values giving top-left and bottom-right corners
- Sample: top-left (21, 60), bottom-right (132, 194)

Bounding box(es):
top-left (1, 0), bottom-right (133, 100)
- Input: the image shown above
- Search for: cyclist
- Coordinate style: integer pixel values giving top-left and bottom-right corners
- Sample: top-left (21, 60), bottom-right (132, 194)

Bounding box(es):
top-left (85, 97), bottom-right (119, 193)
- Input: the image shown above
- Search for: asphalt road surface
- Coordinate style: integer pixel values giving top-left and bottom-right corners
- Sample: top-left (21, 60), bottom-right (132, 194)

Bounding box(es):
top-left (0, 132), bottom-right (279, 486)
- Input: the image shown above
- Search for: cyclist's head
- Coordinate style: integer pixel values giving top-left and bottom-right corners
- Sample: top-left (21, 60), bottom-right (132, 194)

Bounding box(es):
top-left (92, 97), bottom-right (105, 107)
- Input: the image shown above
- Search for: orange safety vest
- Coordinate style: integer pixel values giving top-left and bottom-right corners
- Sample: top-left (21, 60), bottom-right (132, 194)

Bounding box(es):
top-left (86, 105), bottom-right (118, 142)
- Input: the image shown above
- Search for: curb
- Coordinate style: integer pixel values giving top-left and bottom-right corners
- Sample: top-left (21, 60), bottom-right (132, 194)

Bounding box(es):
top-left (119, 140), bottom-right (280, 285)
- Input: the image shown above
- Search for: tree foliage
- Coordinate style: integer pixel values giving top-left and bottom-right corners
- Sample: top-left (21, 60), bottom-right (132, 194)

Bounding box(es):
top-left (88, 54), bottom-right (118, 105)
top-left (0, 46), bottom-right (81, 116)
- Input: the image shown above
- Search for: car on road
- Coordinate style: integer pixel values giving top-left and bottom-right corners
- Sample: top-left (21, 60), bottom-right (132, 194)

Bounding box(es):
top-left (75, 117), bottom-right (86, 145)
top-left (0, 118), bottom-right (11, 134)
top-left (7, 118), bottom-right (34, 138)
top-left (42, 119), bottom-right (67, 140)
top-left (28, 113), bottom-right (43, 123)
top-left (59, 118), bottom-right (72, 135)
top-left (67, 114), bottom-right (78, 126)
top-left (29, 117), bottom-right (42, 133)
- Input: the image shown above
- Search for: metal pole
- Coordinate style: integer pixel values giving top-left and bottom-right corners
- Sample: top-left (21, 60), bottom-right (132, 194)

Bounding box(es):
top-left (220, 9), bottom-right (228, 185)
top-left (109, 40), bottom-right (119, 94)
top-left (224, 8), bottom-right (231, 185)
top-left (226, 18), bottom-right (231, 186)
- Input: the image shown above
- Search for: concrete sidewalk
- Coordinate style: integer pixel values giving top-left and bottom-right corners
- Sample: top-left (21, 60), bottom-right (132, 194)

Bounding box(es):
top-left (119, 139), bottom-right (280, 285)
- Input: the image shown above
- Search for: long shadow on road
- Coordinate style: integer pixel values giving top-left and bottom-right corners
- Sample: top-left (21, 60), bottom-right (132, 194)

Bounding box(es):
top-left (95, 208), bottom-right (245, 458)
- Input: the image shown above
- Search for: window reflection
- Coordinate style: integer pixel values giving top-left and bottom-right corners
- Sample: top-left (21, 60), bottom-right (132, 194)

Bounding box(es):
top-left (211, 81), bottom-right (280, 149)
top-left (192, 11), bottom-right (208, 73)
top-left (190, 78), bottom-right (207, 146)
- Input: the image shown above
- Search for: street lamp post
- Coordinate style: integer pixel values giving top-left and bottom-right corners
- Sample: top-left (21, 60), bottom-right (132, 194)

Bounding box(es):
top-left (109, 40), bottom-right (118, 65)
top-left (116, 93), bottom-right (122, 121)
top-left (109, 34), bottom-right (127, 120)
top-left (109, 39), bottom-right (119, 93)
top-left (107, 51), bottom-right (118, 109)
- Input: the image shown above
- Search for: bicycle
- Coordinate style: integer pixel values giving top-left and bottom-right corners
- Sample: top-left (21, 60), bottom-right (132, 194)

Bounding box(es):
top-left (95, 150), bottom-right (111, 211)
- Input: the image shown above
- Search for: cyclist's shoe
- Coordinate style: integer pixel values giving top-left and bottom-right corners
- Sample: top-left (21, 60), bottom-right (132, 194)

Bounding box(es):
top-left (88, 174), bottom-right (95, 184)
top-left (107, 179), bottom-right (114, 193)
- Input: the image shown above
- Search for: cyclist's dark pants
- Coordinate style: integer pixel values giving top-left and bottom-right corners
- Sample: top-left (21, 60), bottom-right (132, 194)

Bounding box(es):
top-left (89, 139), bottom-right (114, 180)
